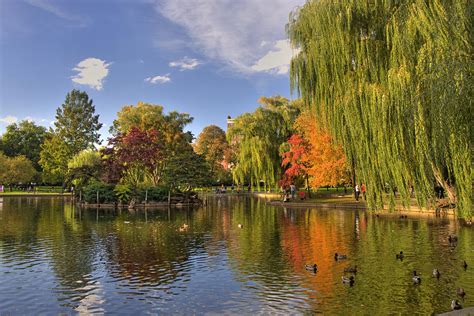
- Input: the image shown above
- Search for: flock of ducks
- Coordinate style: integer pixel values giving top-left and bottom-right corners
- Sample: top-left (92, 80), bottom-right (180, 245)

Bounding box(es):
top-left (305, 234), bottom-right (470, 311)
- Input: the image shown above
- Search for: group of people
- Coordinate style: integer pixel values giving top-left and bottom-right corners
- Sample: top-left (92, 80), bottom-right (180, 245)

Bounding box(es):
top-left (354, 183), bottom-right (366, 201)
top-left (282, 184), bottom-right (306, 202)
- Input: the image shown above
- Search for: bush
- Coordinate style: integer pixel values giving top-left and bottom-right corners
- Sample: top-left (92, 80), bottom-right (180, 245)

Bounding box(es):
top-left (136, 186), bottom-right (168, 202)
top-left (82, 182), bottom-right (115, 203)
top-left (114, 184), bottom-right (133, 203)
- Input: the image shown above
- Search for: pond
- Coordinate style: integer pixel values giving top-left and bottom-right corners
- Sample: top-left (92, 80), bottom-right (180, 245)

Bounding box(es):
top-left (0, 196), bottom-right (473, 314)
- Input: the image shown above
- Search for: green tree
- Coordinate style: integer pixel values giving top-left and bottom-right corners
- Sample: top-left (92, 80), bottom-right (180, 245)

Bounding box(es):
top-left (1, 120), bottom-right (48, 170)
top-left (39, 135), bottom-right (72, 184)
top-left (55, 89), bottom-right (102, 154)
top-left (227, 96), bottom-right (300, 190)
top-left (163, 145), bottom-right (211, 191)
top-left (111, 101), bottom-right (193, 137)
top-left (195, 125), bottom-right (229, 180)
top-left (67, 150), bottom-right (101, 188)
top-left (106, 102), bottom-right (200, 188)
top-left (287, 0), bottom-right (473, 217)
top-left (0, 153), bottom-right (37, 189)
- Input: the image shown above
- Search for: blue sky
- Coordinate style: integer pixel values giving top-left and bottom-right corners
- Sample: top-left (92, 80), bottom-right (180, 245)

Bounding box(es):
top-left (0, 0), bottom-right (304, 140)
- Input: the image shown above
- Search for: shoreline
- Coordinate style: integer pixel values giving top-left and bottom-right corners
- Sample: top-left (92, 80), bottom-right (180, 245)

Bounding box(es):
top-left (267, 200), bottom-right (456, 216)
top-left (0, 193), bottom-right (72, 197)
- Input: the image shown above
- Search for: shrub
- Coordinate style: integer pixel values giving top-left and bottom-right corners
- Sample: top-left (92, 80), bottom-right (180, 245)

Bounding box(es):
top-left (136, 186), bottom-right (168, 202)
top-left (82, 182), bottom-right (115, 203)
top-left (114, 184), bottom-right (133, 203)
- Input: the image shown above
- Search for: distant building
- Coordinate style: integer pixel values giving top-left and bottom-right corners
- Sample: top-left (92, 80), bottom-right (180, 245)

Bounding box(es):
top-left (226, 115), bottom-right (235, 131)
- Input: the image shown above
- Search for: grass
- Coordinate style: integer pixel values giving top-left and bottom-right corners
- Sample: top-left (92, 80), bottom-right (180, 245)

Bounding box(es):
top-left (0, 186), bottom-right (72, 195)
top-left (0, 191), bottom-right (71, 195)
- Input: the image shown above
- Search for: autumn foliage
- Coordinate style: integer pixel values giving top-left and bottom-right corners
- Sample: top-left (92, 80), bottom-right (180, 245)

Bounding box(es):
top-left (281, 112), bottom-right (348, 188)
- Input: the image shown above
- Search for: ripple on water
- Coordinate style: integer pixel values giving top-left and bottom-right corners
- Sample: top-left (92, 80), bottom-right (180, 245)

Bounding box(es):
top-left (0, 197), bottom-right (473, 314)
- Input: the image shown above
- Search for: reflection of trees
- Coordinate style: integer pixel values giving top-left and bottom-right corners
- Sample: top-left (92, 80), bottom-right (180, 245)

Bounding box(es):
top-left (279, 208), bottom-right (354, 302)
top-left (35, 201), bottom-right (96, 289)
top-left (2, 196), bottom-right (473, 314)
top-left (0, 198), bottom-right (98, 308)
top-left (0, 198), bottom-right (40, 261)
top-left (224, 197), bottom-right (312, 310)
top-left (102, 211), bottom-right (193, 286)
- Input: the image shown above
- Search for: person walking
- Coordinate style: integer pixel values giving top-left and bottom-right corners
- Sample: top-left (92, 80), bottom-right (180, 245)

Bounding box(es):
top-left (290, 184), bottom-right (296, 200)
top-left (361, 183), bottom-right (366, 200)
top-left (355, 184), bottom-right (360, 201)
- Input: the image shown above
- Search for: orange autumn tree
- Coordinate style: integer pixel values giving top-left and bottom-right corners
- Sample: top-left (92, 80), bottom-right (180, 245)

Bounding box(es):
top-left (281, 112), bottom-right (348, 189)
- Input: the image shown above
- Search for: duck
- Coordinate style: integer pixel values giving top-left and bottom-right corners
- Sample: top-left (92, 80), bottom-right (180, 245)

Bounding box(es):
top-left (178, 223), bottom-right (189, 232)
top-left (457, 288), bottom-right (466, 299)
top-left (305, 264), bottom-right (318, 273)
top-left (344, 265), bottom-right (358, 273)
top-left (432, 269), bottom-right (440, 279)
top-left (412, 270), bottom-right (421, 284)
top-left (463, 260), bottom-right (468, 270)
top-left (396, 251), bottom-right (404, 260)
top-left (448, 234), bottom-right (458, 243)
top-left (342, 275), bottom-right (355, 286)
top-left (237, 224), bottom-right (243, 228)
top-left (334, 253), bottom-right (348, 260)
top-left (451, 299), bottom-right (462, 310)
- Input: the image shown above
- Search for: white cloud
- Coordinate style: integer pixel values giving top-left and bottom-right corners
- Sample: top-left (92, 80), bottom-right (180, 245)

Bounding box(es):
top-left (169, 57), bottom-right (202, 71)
top-left (251, 40), bottom-right (299, 74)
top-left (0, 115), bottom-right (18, 124)
top-left (145, 74), bottom-right (171, 84)
top-left (25, 0), bottom-right (89, 26)
top-left (0, 115), bottom-right (52, 126)
top-left (71, 58), bottom-right (111, 91)
top-left (155, 0), bottom-right (305, 74)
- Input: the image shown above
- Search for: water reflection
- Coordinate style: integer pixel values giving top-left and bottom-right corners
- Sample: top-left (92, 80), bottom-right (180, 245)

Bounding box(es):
top-left (0, 196), bottom-right (472, 314)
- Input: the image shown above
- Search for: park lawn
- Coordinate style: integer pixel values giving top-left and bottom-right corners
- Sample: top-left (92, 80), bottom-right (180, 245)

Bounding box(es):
top-left (0, 191), bottom-right (71, 196)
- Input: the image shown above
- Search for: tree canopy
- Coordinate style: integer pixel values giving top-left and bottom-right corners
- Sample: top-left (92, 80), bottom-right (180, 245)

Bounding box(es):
top-left (39, 135), bottom-right (72, 183)
top-left (55, 89), bottom-right (102, 154)
top-left (103, 102), bottom-right (208, 190)
top-left (194, 125), bottom-right (229, 181)
top-left (288, 0), bottom-right (473, 217)
top-left (228, 96), bottom-right (300, 189)
top-left (0, 153), bottom-right (37, 187)
top-left (1, 120), bottom-right (48, 171)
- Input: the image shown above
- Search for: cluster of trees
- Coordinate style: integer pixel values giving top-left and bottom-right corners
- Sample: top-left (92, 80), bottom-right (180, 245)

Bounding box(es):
top-left (287, 0), bottom-right (472, 217)
top-left (101, 102), bottom-right (212, 191)
top-left (280, 112), bottom-right (349, 189)
top-left (227, 96), bottom-right (349, 191)
top-left (0, 91), bottom-right (233, 199)
top-left (0, 90), bottom-right (104, 190)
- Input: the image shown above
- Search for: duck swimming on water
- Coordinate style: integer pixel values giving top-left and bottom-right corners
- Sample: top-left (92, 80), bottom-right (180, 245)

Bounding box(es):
top-left (342, 275), bottom-right (355, 286)
top-left (412, 270), bottom-right (421, 284)
top-left (457, 288), bottom-right (466, 299)
top-left (448, 234), bottom-right (458, 243)
top-left (305, 264), bottom-right (318, 273)
top-left (396, 251), bottom-right (404, 260)
top-left (335, 253), bottom-right (347, 260)
top-left (451, 300), bottom-right (462, 310)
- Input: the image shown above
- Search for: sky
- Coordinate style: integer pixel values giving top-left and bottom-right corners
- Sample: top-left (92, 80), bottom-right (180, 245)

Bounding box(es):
top-left (0, 0), bottom-right (305, 140)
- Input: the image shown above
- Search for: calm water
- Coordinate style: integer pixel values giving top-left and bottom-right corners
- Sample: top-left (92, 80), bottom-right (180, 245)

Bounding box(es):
top-left (0, 196), bottom-right (473, 315)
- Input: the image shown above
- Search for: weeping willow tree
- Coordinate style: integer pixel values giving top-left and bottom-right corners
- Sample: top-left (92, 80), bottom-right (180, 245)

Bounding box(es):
top-left (288, 0), bottom-right (473, 217)
top-left (227, 96), bottom-right (300, 190)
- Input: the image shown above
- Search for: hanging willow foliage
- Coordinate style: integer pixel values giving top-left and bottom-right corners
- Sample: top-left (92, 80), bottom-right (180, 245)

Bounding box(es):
top-left (288, 0), bottom-right (473, 217)
top-left (227, 96), bottom-right (300, 190)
